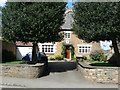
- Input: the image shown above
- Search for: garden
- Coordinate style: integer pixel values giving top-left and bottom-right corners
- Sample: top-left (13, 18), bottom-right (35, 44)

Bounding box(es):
top-left (78, 49), bottom-right (117, 67)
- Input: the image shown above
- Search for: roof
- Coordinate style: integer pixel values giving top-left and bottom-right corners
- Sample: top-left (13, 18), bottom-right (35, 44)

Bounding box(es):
top-left (61, 9), bottom-right (73, 30)
top-left (16, 41), bottom-right (33, 47)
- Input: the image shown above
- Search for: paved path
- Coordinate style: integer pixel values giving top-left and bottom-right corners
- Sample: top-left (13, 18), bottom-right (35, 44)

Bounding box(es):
top-left (1, 61), bottom-right (118, 88)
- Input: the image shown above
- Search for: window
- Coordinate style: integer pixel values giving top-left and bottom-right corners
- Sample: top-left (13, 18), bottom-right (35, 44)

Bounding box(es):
top-left (64, 31), bottom-right (71, 39)
top-left (78, 45), bottom-right (91, 54)
top-left (42, 45), bottom-right (54, 53)
top-left (65, 33), bottom-right (70, 38)
top-left (38, 43), bottom-right (56, 54)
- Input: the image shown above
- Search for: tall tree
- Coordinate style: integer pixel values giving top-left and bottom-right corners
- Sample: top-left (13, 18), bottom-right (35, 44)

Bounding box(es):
top-left (2, 2), bottom-right (66, 63)
top-left (73, 2), bottom-right (120, 66)
top-left (0, 6), bottom-right (2, 38)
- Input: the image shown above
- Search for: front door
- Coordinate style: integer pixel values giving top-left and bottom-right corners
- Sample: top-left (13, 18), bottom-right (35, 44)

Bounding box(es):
top-left (66, 49), bottom-right (70, 59)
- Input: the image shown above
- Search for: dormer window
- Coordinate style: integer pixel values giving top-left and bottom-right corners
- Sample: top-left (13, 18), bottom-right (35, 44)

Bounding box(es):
top-left (65, 32), bottom-right (70, 38)
top-left (64, 31), bottom-right (71, 39)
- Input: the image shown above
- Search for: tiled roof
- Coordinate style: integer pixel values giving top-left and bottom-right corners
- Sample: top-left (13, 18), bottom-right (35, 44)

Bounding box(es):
top-left (61, 9), bottom-right (73, 30)
top-left (16, 41), bottom-right (33, 46)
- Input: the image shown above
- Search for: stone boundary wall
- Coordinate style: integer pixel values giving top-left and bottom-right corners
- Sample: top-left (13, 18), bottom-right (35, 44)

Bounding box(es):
top-left (78, 62), bottom-right (119, 84)
top-left (0, 63), bottom-right (45, 78)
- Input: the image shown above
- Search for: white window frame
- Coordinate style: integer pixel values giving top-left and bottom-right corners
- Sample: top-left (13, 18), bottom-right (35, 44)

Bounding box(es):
top-left (77, 44), bottom-right (92, 54)
top-left (38, 43), bottom-right (56, 54)
top-left (64, 31), bottom-right (71, 39)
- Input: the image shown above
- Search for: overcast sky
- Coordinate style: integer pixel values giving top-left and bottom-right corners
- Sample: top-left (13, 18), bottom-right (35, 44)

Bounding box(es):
top-left (0, 0), bottom-right (7, 7)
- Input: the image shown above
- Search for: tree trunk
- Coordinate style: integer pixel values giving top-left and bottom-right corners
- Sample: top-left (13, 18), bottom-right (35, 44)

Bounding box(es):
top-left (32, 42), bottom-right (38, 64)
top-left (111, 38), bottom-right (120, 66)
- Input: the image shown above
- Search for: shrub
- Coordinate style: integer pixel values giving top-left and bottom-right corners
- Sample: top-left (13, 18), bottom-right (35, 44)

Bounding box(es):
top-left (70, 45), bottom-right (75, 59)
top-left (55, 55), bottom-right (63, 60)
top-left (61, 44), bottom-right (66, 58)
top-left (48, 56), bottom-right (55, 60)
top-left (83, 56), bottom-right (87, 60)
top-left (49, 55), bottom-right (64, 61)
top-left (72, 57), bottom-right (76, 61)
top-left (90, 50), bottom-right (107, 62)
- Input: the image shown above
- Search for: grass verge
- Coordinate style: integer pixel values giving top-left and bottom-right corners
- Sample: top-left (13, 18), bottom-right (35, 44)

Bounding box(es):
top-left (82, 60), bottom-right (117, 67)
top-left (1, 60), bottom-right (26, 64)
top-left (90, 62), bottom-right (116, 67)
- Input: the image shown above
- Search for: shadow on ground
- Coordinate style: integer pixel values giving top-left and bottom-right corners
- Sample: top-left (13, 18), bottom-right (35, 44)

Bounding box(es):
top-left (47, 61), bottom-right (77, 72)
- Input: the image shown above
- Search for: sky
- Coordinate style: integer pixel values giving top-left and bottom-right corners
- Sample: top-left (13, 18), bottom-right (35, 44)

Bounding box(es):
top-left (0, 0), bottom-right (7, 7)
top-left (100, 40), bottom-right (112, 50)
top-left (66, 0), bottom-right (74, 8)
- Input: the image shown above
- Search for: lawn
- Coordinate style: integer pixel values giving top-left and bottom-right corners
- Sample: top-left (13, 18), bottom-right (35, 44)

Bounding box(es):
top-left (89, 61), bottom-right (116, 67)
top-left (82, 60), bottom-right (117, 67)
top-left (1, 60), bottom-right (26, 64)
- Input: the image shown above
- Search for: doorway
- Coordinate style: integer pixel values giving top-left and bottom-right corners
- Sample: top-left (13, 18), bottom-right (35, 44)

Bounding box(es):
top-left (65, 46), bottom-right (71, 59)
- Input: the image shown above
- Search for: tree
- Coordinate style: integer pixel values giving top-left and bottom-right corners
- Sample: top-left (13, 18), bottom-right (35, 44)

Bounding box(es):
top-left (0, 6), bottom-right (2, 39)
top-left (2, 2), bottom-right (66, 63)
top-left (73, 2), bottom-right (120, 66)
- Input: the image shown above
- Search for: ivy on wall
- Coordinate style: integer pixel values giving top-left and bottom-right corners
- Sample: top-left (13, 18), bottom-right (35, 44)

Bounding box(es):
top-left (61, 43), bottom-right (66, 58)
top-left (61, 43), bottom-right (75, 60)
top-left (70, 45), bottom-right (75, 59)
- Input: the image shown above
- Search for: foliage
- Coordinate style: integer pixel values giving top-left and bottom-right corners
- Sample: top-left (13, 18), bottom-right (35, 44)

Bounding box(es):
top-left (0, 6), bottom-right (2, 37)
top-left (48, 55), bottom-right (63, 60)
top-left (48, 56), bottom-right (55, 60)
top-left (73, 2), bottom-right (120, 66)
top-left (72, 57), bottom-right (76, 61)
top-left (55, 55), bottom-right (63, 60)
top-left (82, 56), bottom-right (87, 60)
top-left (90, 50), bottom-right (107, 62)
top-left (2, 2), bottom-right (66, 42)
top-left (61, 43), bottom-right (66, 58)
top-left (61, 43), bottom-right (75, 60)
top-left (73, 2), bottom-right (120, 41)
top-left (2, 2), bottom-right (66, 63)
top-left (90, 62), bottom-right (116, 67)
top-left (70, 44), bottom-right (75, 59)
top-left (1, 60), bottom-right (26, 64)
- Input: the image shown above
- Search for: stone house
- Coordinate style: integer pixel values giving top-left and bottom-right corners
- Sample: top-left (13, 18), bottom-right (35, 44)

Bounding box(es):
top-left (16, 9), bottom-right (101, 60)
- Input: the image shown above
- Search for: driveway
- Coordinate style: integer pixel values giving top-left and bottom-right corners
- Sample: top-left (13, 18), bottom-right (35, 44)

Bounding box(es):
top-left (1, 61), bottom-right (118, 88)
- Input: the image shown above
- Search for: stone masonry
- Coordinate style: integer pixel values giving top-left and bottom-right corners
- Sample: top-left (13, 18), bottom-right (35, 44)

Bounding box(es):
top-left (0, 63), bottom-right (45, 78)
top-left (78, 62), bottom-right (119, 84)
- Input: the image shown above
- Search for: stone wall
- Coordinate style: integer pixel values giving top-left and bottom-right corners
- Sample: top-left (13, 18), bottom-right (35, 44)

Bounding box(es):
top-left (78, 62), bottom-right (119, 84)
top-left (0, 63), bottom-right (45, 78)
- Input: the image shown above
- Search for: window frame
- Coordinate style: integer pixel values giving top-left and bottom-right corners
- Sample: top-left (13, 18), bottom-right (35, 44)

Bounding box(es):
top-left (38, 43), bottom-right (56, 54)
top-left (64, 31), bottom-right (71, 39)
top-left (77, 44), bottom-right (92, 54)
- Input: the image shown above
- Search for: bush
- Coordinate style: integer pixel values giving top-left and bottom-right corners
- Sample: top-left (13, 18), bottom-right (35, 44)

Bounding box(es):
top-left (72, 57), bottom-right (76, 61)
top-left (49, 56), bottom-right (55, 60)
top-left (90, 50), bottom-right (107, 62)
top-left (55, 55), bottom-right (63, 60)
top-left (83, 56), bottom-right (87, 60)
top-left (48, 55), bottom-right (55, 60)
top-left (48, 55), bottom-right (64, 60)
